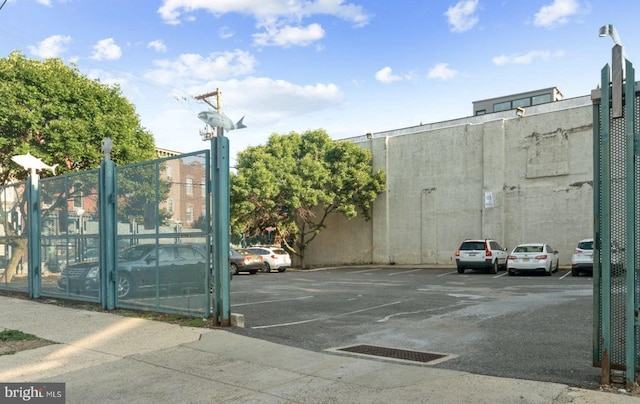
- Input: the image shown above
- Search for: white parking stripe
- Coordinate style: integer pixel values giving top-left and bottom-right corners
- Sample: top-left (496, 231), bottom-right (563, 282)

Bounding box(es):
top-left (251, 301), bottom-right (402, 329)
top-left (232, 295), bottom-right (313, 307)
top-left (388, 269), bottom-right (422, 276)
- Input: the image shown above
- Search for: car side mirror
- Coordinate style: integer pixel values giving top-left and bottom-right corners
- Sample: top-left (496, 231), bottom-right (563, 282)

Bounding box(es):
top-left (145, 256), bottom-right (156, 263)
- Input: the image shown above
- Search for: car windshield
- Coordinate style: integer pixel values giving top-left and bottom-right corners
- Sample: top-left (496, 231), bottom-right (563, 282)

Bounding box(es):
top-left (118, 245), bottom-right (155, 261)
top-left (577, 240), bottom-right (593, 250)
top-left (460, 242), bottom-right (485, 250)
top-left (235, 248), bottom-right (252, 256)
top-left (514, 245), bottom-right (543, 253)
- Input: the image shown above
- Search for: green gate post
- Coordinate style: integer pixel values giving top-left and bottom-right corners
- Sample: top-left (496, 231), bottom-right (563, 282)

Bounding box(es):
top-left (27, 174), bottom-right (40, 298)
top-left (212, 132), bottom-right (231, 326)
top-left (623, 59), bottom-right (637, 387)
top-left (99, 158), bottom-right (116, 309)
top-left (598, 63), bottom-right (613, 386)
top-left (99, 138), bottom-right (117, 310)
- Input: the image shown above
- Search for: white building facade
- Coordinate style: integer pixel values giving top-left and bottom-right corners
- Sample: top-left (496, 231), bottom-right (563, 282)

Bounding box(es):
top-left (303, 94), bottom-right (595, 267)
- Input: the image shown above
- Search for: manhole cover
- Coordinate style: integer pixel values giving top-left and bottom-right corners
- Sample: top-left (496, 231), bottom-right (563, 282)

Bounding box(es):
top-left (330, 344), bottom-right (452, 365)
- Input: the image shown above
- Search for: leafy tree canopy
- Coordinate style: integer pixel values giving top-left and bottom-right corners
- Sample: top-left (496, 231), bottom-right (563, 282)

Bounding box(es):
top-left (231, 129), bottom-right (386, 267)
top-left (0, 51), bottom-right (156, 184)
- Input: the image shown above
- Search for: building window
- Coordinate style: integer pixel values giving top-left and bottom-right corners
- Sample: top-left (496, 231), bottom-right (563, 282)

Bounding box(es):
top-left (201, 179), bottom-right (206, 197)
top-left (186, 178), bottom-right (193, 195)
top-left (167, 198), bottom-right (173, 213)
top-left (532, 94), bottom-right (552, 105)
top-left (493, 101), bottom-right (511, 112)
top-left (166, 166), bottom-right (173, 180)
top-left (73, 191), bottom-right (83, 209)
top-left (475, 110), bottom-right (486, 116)
top-left (512, 98), bottom-right (531, 108)
top-left (186, 206), bottom-right (193, 223)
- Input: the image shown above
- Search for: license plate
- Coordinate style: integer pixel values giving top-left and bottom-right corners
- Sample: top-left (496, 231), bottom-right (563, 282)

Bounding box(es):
top-left (523, 258), bottom-right (530, 262)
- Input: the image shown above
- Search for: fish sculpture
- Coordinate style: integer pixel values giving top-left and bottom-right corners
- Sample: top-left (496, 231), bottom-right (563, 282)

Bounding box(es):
top-left (198, 111), bottom-right (246, 132)
top-left (11, 153), bottom-right (58, 175)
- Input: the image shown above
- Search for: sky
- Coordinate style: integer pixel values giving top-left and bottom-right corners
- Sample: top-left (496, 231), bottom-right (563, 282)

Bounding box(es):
top-left (0, 0), bottom-right (638, 164)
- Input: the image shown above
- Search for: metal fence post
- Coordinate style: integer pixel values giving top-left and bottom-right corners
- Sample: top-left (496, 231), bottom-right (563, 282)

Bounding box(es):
top-left (99, 147), bottom-right (117, 310)
top-left (27, 174), bottom-right (40, 298)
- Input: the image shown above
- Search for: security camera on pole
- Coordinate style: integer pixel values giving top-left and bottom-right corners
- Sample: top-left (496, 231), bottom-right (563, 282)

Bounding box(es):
top-left (195, 89), bottom-right (246, 326)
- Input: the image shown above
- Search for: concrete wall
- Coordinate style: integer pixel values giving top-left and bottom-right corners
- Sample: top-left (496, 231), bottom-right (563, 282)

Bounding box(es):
top-left (304, 96), bottom-right (595, 267)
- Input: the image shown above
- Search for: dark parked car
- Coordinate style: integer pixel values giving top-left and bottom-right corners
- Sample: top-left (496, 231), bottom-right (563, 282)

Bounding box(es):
top-left (229, 248), bottom-right (263, 275)
top-left (58, 243), bottom-right (209, 298)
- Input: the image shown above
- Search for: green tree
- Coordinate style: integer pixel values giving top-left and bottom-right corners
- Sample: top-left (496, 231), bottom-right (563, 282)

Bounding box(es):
top-left (231, 129), bottom-right (386, 268)
top-left (0, 51), bottom-right (157, 282)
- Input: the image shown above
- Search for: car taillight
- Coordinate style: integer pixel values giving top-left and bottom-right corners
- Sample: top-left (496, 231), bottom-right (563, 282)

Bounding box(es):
top-left (485, 247), bottom-right (492, 257)
top-left (455, 250), bottom-right (460, 257)
top-left (270, 254), bottom-right (276, 259)
top-left (508, 255), bottom-right (516, 260)
top-left (535, 255), bottom-right (548, 260)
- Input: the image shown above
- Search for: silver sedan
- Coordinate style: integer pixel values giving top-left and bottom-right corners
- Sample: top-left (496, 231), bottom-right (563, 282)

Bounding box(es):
top-left (507, 243), bottom-right (559, 276)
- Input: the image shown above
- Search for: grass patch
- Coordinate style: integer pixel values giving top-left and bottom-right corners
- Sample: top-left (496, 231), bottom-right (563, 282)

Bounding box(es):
top-left (0, 329), bottom-right (38, 341)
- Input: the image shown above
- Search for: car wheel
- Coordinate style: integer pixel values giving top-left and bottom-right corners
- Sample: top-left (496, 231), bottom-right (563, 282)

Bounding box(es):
top-left (262, 263), bottom-right (271, 273)
top-left (249, 270), bottom-right (257, 275)
top-left (571, 268), bottom-right (578, 277)
top-left (546, 266), bottom-right (552, 276)
top-left (508, 268), bottom-right (514, 276)
top-left (489, 261), bottom-right (498, 274)
top-left (457, 267), bottom-right (465, 274)
top-left (117, 274), bottom-right (134, 299)
top-left (230, 263), bottom-right (239, 275)
top-left (278, 268), bottom-right (286, 273)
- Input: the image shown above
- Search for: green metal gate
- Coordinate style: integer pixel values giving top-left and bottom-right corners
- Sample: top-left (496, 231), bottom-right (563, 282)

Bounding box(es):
top-left (593, 39), bottom-right (640, 388)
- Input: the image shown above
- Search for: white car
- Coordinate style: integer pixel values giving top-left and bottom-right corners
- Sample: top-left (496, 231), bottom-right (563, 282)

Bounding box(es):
top-left (507, 243), bottom-right (559, 276)
top-left (246, 246), bottom-right (291, 273)
top-left (571, 238), bottom-right (593, 277)
top-left (455, 239), bottom-right (508, 274)
top-left (571, 238), bottom-right (623, 277)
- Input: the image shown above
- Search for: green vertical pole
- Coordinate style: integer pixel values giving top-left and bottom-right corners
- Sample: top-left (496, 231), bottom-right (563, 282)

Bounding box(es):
top-left (624, 59), bottom-right (637, 386)
top-left (593, 95), bottom-right (602, 367)
top-left (100, 159), bottom-right (116, 309)
top-left (600, 64), bottom-right (612, 386)
top-left (212, 131), bottom-right (231, 326)
top-left (27, 173), bottom-right (41, 298)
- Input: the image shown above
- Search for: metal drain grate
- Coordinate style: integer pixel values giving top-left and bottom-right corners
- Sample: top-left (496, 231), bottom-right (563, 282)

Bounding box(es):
top-left (335, 344), bottom-right (448, 364)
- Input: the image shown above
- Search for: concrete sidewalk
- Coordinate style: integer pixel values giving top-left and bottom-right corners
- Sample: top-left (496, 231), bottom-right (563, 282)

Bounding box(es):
top-left (0, 295), bottom-right (636, 403)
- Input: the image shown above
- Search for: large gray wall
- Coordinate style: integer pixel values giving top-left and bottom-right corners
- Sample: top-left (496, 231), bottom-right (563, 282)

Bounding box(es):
top-left (304, 96), bottom-right (594, 267)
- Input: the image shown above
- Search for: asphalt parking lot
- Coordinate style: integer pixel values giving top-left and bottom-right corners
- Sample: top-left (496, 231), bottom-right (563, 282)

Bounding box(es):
top-left (227, 266), bottom-right (600, 389)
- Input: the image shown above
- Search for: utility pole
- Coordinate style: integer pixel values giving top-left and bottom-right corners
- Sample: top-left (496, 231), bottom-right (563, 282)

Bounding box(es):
top-left (194, 89), bottom-right (221, 113)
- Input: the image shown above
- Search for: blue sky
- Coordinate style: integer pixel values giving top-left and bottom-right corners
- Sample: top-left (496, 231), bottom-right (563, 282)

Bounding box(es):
top-left (0, 0), bottom-right (637, 163)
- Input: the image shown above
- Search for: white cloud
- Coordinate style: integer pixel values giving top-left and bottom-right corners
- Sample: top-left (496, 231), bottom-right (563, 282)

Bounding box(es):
top-left (36, 0), bottom-right (52, 6)
top-left (492, 50), bottom-right (565, 65)
top-left (253, 23), bottom-right (325, 47)
top-left (375, 67), bottom-right (401, 84)
top-left (534, 0), bottom-right (580, 28)
top-left (427, 63), bottom-right (458, 80)
top-left (144, 50), bottom-right (257, 85)
top-left (445, 0), bottom-right (479, 33)
top-left (219, 26), bottom-right (234, 39)
top-left (157, 0), bottom-right (371, 27)
top-left (28, 35), bottom-right (71, 58)
top-left (91, 38), bottom-right (122, 61)
top-left (148, 40), bottom-right (167, 53)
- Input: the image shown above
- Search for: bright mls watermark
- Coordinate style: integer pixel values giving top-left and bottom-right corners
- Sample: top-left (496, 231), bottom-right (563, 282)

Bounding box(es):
top-left (0, 383), bottom-right (65, 403)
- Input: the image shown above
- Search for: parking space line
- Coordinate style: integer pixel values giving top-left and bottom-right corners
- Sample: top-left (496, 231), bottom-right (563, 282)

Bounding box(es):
top-left (388, 269), bottom-right (422, 276)
top-left (559, 271), bottom-right (572, 280)
top-left (438, 271), bottom-right (459, 277)
top-left (232, 295), bottom-right (313, 307)
top-left (251, 301), bottom-right (402, 329)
